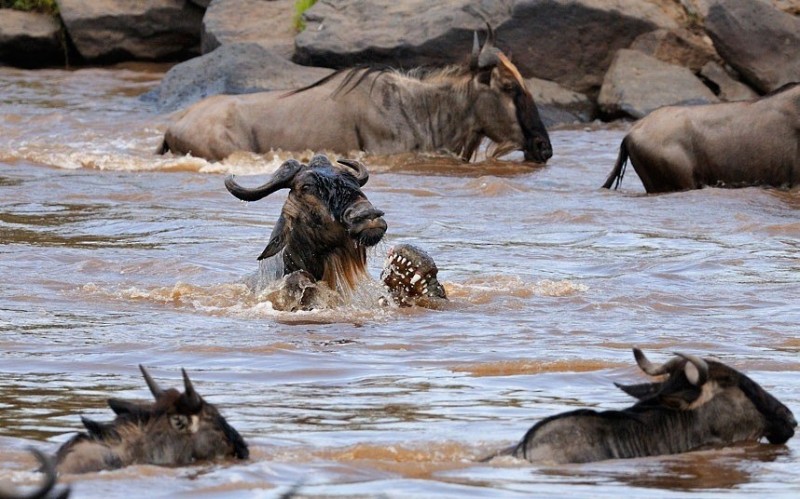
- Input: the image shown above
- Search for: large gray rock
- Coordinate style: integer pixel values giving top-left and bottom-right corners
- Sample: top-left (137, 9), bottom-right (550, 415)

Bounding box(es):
top-left (526, 77), bottom-right (596, 126)
top-left (598, 49), bottom-right (718, 119)
top-left (151, 41), bottom-right (330, 112)
top-left (294, 0), bottom-right (509, 69)
top-left (629, 28), bottom-right (719, 72)
top-left (57, 0), bottom-right (204, 62)
top-left (704, 0), bottom-right (800, 93)
top-left (679, 0), bottom-right (799, 17)
top-left (699, 61), bottom-right (758, 101)
top-left (499, 0), bottom-right (678, 92)
top-left (0, 9), bottom-right (63, 67)
top-left (294, 0), bottom-right (677, 92)
top-left (202, 0), bottom-right (296, 56)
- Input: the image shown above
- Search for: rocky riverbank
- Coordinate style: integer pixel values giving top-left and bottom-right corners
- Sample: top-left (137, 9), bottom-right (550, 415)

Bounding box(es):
top-left (1, 0), bottom-right (798, 125)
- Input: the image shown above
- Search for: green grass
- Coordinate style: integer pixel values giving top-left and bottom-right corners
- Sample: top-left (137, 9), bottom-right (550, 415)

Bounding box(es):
top-left (293, 0), bottom-right (317, 32)
top-left (1, 0), bottom-right (59, 15)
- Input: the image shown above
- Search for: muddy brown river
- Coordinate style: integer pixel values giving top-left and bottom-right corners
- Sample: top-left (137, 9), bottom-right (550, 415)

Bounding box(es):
top-left (0, 65), bottom-right (798, 497)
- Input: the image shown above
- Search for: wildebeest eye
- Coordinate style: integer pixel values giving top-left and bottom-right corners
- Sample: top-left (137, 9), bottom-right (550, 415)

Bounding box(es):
top-left (300, 183), bottom-right (318, 195)
top-left (170, 414), bottom-right (190, 432)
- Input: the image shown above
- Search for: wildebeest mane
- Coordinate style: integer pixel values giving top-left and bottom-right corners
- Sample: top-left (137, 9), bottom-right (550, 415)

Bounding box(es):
top-left (281, 63), bottom-right (476, 101)
top-left (761, 81), bottom-right (799, 98)
top-left (281, 65), bottom-right (395, 99)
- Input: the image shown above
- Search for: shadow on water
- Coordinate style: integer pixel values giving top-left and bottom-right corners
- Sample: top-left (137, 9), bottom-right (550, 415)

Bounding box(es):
top-left (536, 443), bottom-right (790, 492)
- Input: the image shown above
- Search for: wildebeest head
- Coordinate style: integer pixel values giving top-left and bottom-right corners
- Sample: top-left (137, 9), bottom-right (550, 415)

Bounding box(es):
top-left (468, 26), bottom-right (552, 163)
top-left (499, 347), bottom-right (796, 464)
top-left (619, 348), bottom-right (797, 444)
top-left (55, 366), bottom-right (248, 474)
top-left (225, 154), bottom-right (387, 292)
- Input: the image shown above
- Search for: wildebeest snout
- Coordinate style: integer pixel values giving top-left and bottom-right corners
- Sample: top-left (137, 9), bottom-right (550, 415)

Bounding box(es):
top-left (343, 201), bottom-right (387, 246)
top-left (766, 406), bottom-right (797, 444)
top-left (526, 136), bottom-right (553, 163)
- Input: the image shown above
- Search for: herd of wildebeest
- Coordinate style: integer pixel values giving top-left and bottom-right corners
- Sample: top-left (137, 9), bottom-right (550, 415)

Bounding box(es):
top-left (4, 27), bottom-right (798, 499)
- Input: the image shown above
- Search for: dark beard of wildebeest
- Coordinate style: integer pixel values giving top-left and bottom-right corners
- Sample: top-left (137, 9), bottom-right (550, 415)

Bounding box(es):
top-left (0, 448), bottom-right (70, 499)
top-left (488, 348), bottom-right (796, 464)
top-left (602, 82), bottom-right (800, 193)
top-left (54, 366), bottom-right (249, 474)
top-left (225, 154), bottom-right (387, 302)
top-left (158, 25), bottom-right (552, 164)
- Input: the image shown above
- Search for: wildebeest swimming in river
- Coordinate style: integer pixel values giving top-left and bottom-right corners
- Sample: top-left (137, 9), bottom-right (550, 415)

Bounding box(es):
top-left (159, 27), bottom-right (552, 164)
top-left (489, 348), bottom-right (796, 464)
top-left (603, 82), bottom-right (800, 193)
top-left (226, 154), bottom-right (445, 310)
top-left (55, 366), bottom-right (248, 474)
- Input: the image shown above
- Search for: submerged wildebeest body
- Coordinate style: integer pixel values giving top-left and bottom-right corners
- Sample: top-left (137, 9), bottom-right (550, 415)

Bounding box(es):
top-left (0, 449), bottom-right (69, 499)
top-left (226, 154), bottom-right (444, 309)
top-left (603, 82), bottom-right (800, 193)
top-left (55, 366), bottom-right (248, 474)
top-left (160, 28), bottom-right (552, 163)
top-left (494, 348), bottom-right (796, 464)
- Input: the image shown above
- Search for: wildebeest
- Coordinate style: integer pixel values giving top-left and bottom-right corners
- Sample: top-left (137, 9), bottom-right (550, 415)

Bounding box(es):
top-left (55, 366), bottom-right (248, 474)
top-left (159, 27), bottom-right (552, 163)
top-left (603, 82), bottom-right (800, 193)
top-left (227, 154), bottom-right (446, 309)
top-left (227, 154), bottom-right (386, 300)
top-left (0, 449), bottom-right (69, 499)
top-left (492, 348), bottom-right (796, 464)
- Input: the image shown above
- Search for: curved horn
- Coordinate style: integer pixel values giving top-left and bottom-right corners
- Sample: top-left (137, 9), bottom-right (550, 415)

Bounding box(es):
top-left (477, 23), bottom-right (499, 69)
top-left (632, 348), bottom-right (682, 376)
top-left (181, 368), bottom-right (201, 402)
top-left (139, 364), bottom-right (164, 399)
top-left (337, 158), bottom-right (369, 186)
top-left (470, 31), bottom-right (481, 70)
top-left (675, 352), bottom-right (709, 386)
top-left (225, 159), bottom-right (303, 202)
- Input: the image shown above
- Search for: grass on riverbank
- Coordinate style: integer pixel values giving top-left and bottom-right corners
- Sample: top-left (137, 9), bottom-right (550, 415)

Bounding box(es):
top-left (1, 0), bottom-right (58, 15)
top-left (294, 0), bottom-right (317, 32)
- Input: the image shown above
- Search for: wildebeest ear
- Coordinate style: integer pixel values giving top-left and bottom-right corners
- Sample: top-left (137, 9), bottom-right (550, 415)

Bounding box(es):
top-left (108, 398), bottom-right (152, 420)
top-left (615, 382), bottom-right (662, 400)
top-left (81, 416), bottom-right (120, 441)
top-left (217, 415), bottom-right (250, 460)
top-left (258, 214), bottom-right (287, 260)
top-left (677, 353), bottom-right (708, 386)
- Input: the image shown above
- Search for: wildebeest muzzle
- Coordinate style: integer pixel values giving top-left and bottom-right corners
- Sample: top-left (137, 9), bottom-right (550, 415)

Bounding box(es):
top-left (343, 201), bottom-right (386, 247)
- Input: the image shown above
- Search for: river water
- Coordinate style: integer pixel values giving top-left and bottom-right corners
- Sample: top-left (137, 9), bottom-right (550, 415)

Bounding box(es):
top-left (0, 65), bottom-right (798, 498)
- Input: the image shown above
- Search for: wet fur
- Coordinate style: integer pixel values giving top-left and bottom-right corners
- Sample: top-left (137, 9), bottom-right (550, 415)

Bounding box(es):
top-left (160, 37), bottom-right (552, 163)
top-left (498, 350), bottom-right (796, 464)
top-left (55, 369), bottom-right (248, 474)
top-left (603, 82), bottom-right (800, 192)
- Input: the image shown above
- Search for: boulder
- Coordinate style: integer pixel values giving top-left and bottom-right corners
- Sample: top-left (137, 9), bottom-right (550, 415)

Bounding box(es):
top-left (679, 0), bottom-right (800, 18)
top-left (0, 9), bottom-right (63, 68)
top-left (294, 0), bottom-right (677, 92)
top-left (499, 0), bottom-right (678, 92)
top-left (598, 49), bottom-right (718, 119)
top-left (57, 0), bottom-right (204, 62)
top-left (294, 0), bottom-right (509, 70)
top-left (629, 28), bottom-right (719, 72)
top-left (151, 41), bottom-right (330, 112)
top-left (704, 0), bottom-right (800, 93)
top-left (699, 61), bottom-right (758, 101)
top-left (525, 77), bottom-right (595, 126)
top-left (202, 0), bottom-right (296, 57)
